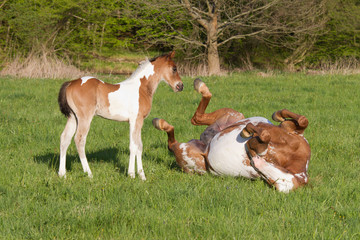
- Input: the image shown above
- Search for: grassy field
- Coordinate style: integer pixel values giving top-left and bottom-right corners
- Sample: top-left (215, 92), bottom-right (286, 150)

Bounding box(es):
top-left (0, 73), bottom-right (359, 239)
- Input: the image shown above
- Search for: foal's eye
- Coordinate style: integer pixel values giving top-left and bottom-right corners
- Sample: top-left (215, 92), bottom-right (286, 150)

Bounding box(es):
top-left (172, 66), bottom-right (177, 73)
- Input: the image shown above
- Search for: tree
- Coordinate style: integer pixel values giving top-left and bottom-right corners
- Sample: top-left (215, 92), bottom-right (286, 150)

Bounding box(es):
top-left (137, 0), bottom-right (327, 75)
top-left (306, 0), bottom-right (360, 65)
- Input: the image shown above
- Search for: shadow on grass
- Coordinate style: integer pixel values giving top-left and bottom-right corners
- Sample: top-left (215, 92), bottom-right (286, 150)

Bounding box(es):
top-left (146, 142), bottom-right (181, 171)
top-left (33, 147), bottom-right (128, 174)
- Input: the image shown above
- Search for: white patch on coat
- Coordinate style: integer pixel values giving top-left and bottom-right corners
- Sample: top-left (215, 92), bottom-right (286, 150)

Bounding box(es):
top-left (259, 161), bottom-right (295, 193)
top-left (179, 143), bottom-right (206, 174)
top-left (80, 76), bottom-right (104, 86)
top-left (207, 117), bottom-right (270, 178)
top-left (106, 60), bottom-right (155, 121)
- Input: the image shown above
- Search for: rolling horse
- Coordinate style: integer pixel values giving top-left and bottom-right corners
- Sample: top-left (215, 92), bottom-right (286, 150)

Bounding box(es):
top-left (58, 51), bottom-right (183, 180)
top-left (153, 79), bottom-right (311, 192)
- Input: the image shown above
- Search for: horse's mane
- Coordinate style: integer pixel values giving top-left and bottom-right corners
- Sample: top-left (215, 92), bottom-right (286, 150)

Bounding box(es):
top-left (127, 58), bottom-right (153, 81)
top-left (126, 53), bottom-right (168, 81)
top-left (149, 53), bottom-right (168, 62)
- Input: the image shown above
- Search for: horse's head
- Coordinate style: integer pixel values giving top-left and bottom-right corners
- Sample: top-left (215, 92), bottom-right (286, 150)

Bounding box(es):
top-left (240, 109), bottom-right (311, 184)
top-left (150, 51), bottom-right (183, 92)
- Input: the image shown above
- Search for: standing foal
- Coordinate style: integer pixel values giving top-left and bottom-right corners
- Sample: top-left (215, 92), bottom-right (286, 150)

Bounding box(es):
top-left (58, 51), bottom-right (183, 180)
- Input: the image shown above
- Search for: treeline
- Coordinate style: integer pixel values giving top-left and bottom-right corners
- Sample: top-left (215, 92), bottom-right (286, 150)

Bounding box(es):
top-left (0, 0), bottom-right (359, 74)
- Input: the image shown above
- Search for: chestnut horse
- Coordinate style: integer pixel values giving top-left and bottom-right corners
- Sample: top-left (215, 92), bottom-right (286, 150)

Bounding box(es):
top-left (153, 79), bottom-right (311, 192)
top-left (58, 51), bottom-right (183, 180)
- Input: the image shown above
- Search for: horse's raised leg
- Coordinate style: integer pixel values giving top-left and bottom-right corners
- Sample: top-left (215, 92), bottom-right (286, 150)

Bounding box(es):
top-left (153, 118), bottom-right (207, 174)
top-left (59, 114), bottom-right (77, 178)
top-left (74, 116), bottom-right (93, 178)
top-left (272, 109), bottom-right (309, 134)
top-left (191, 78), bottom-right (244, 126)
top-left (128, 118), bottom-right (146, 180)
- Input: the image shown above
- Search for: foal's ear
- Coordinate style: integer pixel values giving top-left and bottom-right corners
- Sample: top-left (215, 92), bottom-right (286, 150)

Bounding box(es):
top-left (169, 51), bottom-right (175, 59)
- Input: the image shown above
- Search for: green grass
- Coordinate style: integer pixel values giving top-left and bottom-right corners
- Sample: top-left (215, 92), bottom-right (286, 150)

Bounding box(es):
top-left (0, 73), bottom-right (359, 239)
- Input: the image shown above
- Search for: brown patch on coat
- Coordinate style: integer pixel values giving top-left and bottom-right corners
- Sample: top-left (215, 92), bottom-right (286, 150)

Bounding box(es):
top-left (171, 140), bottom-right (207, 174)
top-left (96, 81), bottom-right (120, 110)
top-left (138, 76), bottom-right (155, 119)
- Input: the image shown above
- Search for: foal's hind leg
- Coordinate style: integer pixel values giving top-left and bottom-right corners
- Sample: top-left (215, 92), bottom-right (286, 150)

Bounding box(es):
top-left (74, 116), bottom-right (93, 177)
top-left (59, 114), bottom-right (77, 178)
top-left (153, 118), bottom-right (207, 174)
top-left (191, 79), bottom-right (244, 126)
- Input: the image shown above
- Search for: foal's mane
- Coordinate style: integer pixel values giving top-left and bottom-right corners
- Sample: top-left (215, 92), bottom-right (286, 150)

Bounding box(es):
top-left (127, 53), bottom-right (170, 81)
top-left (149, 53), bottom-right (169, 62)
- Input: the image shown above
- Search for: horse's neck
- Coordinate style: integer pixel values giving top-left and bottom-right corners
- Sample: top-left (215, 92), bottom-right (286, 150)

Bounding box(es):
top-left (140, 74), bottom-right (161, 98)
top-left (120, 61), bottom-right (161, 97)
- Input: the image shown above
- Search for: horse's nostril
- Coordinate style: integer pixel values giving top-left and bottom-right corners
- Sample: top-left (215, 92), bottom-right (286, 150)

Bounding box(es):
top-left (176, 83), bottom-right (184, 91)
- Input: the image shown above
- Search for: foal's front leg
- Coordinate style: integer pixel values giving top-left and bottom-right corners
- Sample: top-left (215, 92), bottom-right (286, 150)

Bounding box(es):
top-left (128, 118), bottom-right (146, 180)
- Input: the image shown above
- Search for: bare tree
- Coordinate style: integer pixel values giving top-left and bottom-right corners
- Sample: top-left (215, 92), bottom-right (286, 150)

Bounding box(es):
top-left (139, 0), bottom-right (326, 75)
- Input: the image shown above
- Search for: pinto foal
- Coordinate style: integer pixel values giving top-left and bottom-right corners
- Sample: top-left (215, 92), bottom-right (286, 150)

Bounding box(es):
top-left (153, 79), bottom-right (311, 192)
top-left (58, 51), bottom-right (183, 180)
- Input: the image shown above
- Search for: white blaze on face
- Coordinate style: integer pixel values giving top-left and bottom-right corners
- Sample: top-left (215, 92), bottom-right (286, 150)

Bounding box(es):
top-left (260, 162), bottom-right (295, 193)
top-left (252, 155), bottom-right (295, 193)
top-left (80, 76), bottom-right (104, 85)
top-left (107, 61), bottom-right (155, 120)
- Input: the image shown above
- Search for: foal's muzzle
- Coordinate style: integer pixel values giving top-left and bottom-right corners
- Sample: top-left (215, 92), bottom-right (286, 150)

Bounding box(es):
top-left (176, 82), bottom-right (184, 92)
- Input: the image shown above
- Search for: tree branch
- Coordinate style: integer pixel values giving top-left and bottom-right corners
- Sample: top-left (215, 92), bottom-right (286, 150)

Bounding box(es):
top-left (218, 0), bottom-right (280, 29)
top-left (217, 29), bottom-right (266, 47)
top-left (180, 0), bottom-right (209, 30)
top-left (0, 0), bottom-right (7, 9)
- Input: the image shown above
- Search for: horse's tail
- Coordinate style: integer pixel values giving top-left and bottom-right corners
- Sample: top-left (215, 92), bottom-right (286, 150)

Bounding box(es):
top-left (58, 81), bottom-right (72, 118)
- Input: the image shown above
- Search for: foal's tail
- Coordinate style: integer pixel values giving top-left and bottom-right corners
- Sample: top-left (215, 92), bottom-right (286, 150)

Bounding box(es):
top-left (58, 81), bottom-right (72, 118)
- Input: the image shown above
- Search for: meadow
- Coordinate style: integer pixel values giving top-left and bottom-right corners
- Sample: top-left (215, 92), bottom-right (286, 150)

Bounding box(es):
top-left (0, 73), bottom-right (359, 239)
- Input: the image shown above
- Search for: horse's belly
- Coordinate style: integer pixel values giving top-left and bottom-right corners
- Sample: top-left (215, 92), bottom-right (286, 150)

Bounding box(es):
top-left (207, 127), bottom-right (259, 179)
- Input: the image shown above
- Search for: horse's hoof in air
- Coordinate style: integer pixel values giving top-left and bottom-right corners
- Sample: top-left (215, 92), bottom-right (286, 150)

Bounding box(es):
top-left (193, 78), bottom-right (204, 93)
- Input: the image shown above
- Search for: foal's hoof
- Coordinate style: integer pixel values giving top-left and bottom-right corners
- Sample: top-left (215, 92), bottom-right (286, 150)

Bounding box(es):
top-left (138, 170), bottom-right (147, 181)
top-left (58, 171), bottom-right (66, 179)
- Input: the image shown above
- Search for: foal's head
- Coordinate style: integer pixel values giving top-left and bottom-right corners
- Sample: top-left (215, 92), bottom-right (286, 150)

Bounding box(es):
top-left (150, 51), bottom-right (183, 92)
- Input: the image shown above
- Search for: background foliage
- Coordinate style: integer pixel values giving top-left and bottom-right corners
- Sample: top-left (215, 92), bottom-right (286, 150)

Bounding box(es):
top-left (0, 0), bottom-right (359, 72)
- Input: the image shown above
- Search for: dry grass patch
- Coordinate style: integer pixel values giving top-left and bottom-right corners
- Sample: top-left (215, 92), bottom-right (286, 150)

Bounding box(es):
top-left (1, 51), bottom-right (85, 79)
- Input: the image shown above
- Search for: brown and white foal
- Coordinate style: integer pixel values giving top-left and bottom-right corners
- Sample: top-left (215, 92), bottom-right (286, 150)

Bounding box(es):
top-left (153, 79), bottom-right (311, 192)
top-left (58, 51), bottom-right (183, 180)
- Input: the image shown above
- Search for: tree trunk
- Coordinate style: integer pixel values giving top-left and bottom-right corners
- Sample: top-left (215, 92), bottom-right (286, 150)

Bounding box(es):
top-left (207, 38), bottom-right (221, 75)
top-left (207, 11), bottom-right (221, 76)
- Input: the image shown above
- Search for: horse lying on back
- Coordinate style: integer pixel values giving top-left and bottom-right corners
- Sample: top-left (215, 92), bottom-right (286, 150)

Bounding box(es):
top-left (153, 79), bottom-right (311, 193)
top-left (58, 51), bottom-right (183, 180)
